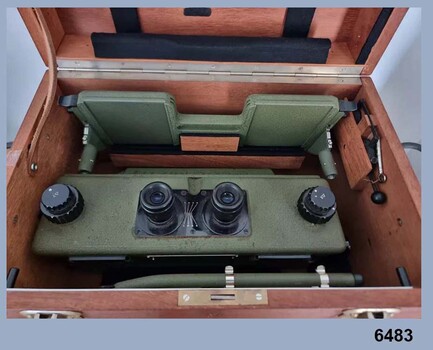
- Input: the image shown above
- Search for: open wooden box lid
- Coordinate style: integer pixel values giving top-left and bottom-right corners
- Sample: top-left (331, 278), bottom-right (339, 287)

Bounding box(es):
top-left (19, 7), bottom-right (407, 76)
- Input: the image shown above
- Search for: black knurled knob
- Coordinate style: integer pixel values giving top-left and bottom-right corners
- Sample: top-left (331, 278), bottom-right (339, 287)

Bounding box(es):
top-left (40, 183), bottom-right (84, 224)
top-left (297, 186), bottom-right (336, 224)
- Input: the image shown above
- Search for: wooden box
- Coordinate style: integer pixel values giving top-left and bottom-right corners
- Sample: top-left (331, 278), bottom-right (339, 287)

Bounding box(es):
top-left (6, 7), bottom-right (421, 318)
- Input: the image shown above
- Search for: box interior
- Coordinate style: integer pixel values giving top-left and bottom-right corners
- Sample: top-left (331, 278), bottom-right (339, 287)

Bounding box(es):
top-left (7, 74), bottom-right (421, 290)
top-left (7, 7), bottom-right (420, 292)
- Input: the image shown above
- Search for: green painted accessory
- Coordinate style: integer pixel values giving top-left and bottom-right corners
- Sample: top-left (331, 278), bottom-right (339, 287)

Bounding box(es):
top-left (60, 92), bottom-right (356, 178)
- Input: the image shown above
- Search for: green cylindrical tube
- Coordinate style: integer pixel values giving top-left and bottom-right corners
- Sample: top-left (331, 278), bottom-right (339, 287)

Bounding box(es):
top-left (79, 144), bottom-right (98, 174)
top-left (114, 272), bottom-right (360, 289)
top-left (318, 149), bottom-right (337, 180)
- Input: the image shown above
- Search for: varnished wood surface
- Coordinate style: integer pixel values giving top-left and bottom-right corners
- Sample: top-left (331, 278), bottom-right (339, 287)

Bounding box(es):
top-left (335, 112), bottom-right (372, 190)
top-left (58, 77), bottom-right (361, 115)
top-left (329, 78), bottom-right (421, 288)
top-left (6, 72), bottom-right (100, 288)
top-left (7, 288), bottom-right (420, 318)
top-left (56, 8), bottom-right (115, 34)
top-left (180, 136), bottom-right (240, 152)
top-left (362, 8), bottom-right (408, 75)
top-left (55, 8), bottom-right (365, 42)
top-left (110, 154), bottom-right (305, 169)
top-left (347, 8), bottom-right (382, 62)
top-left (309, 8), bottom-right (359, 42)
top-left (137, 8), bottom-right (286, 37)
top-left (357, 114), bottom-right (374, 138)
top-left (56, 34), bottom-right (358, 66)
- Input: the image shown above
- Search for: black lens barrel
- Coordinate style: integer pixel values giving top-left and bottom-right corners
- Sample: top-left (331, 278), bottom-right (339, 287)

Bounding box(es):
top-left (140, 182), bottom-right (175, 223)
top-left (211, 182), bottom-right (244, 224)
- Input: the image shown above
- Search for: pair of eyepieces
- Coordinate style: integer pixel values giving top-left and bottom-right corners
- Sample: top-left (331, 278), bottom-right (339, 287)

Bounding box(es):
top-left (139, 181), bottom-right (245, 230)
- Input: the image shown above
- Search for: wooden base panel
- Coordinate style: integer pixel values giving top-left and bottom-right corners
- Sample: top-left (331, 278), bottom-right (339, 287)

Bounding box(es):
top-left (110, 154), bottom-right (305, 169)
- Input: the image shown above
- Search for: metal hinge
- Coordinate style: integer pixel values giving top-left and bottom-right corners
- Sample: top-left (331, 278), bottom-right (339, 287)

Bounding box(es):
top-left (56, 60), bottom-right (364, 79)
top-left (57, 66), bottom-right (361, 78)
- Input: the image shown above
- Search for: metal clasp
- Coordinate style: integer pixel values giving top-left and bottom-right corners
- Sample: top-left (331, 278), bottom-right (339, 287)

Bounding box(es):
top-left (339, 308), bottom-right (401, 319)
top-left (20, 310), bottom-right (82, 319)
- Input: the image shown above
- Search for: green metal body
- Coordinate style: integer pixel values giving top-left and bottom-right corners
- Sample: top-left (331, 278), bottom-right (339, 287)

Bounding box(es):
top-left (114, 272), bottom-right (358, 288)
top-left (33, 172), bottom-right (347, 257)
top-left (68, 91), bottom-right (344, 177)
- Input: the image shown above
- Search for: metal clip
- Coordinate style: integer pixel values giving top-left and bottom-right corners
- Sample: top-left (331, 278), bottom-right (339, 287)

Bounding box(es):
top-left (376, 139), bottom-right (387, 183)
top-left (20, 310), bottom-right (82, 319)
top-left (339, 308), bottom-right (400, 319)
top-left (315, 265), bottom-right (330, 288)
top-left (225, 265), bottom-right (235, 288)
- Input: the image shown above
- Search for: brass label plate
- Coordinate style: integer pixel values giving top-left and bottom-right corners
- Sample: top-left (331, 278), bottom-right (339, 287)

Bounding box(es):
top-left (178, 289), bottom-right (268, 306)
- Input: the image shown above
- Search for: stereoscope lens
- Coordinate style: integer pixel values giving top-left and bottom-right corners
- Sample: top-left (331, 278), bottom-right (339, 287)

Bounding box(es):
top-left (150, 191), bottom-right (165, 205)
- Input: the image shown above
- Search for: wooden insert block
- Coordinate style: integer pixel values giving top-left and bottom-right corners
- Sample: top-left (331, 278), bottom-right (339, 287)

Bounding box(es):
top-left (180, 135), bottom-right (240, 152)
top-left (335, 113), bottom-right (372, 190)
top-left (357, 114), bottom-right (374, 139)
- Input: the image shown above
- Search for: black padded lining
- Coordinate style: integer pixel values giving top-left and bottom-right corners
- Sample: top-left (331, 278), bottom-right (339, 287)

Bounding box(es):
top-left (283, 8), bottom-right (316, 37)
top-left (91, 33), bottom-right (331, 63)
top-left (356, 8), bottom-right (393, 64)
top-left (110, 8), bottom-right (141, 33)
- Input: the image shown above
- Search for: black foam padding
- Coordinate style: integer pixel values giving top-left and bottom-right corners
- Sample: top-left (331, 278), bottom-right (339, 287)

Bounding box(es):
top-left (356, 8), bottom-right (393, 64)
top-left (91, 33), bottom-right (331, 63)
top-left (184, 8), bottom-right (212, 17)
top-left (283, 8), bottom-right (316, 37)
top-left (110, 8), bottom-right (141, 33)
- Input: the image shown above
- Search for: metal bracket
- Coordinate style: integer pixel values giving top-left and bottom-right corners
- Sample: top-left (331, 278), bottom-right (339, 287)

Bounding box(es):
top-left (338, 100), bottom-right (358, 113)
top-left (58, 95), bottom-right (78, 108)
top-left (20, 310), bottom-right (83, 319)
top-left (315, 265), bottom-right (330, 288)
top-left (6, 267), bottom-right (20, 288)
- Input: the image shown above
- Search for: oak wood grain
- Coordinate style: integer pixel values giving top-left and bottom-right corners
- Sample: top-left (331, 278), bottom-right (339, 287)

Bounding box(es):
top-left (347, 8), bottom-right (382, 61)
top-left (137, 8), bottom-right (286, 37)
top-left (334, 113), bottom-right (372, 190)
top-left (362, 8), bottom-right (408, 75)
top-left (329, 78), bottom-right (421, 288)
top-left (309, 8), bottom-right (359, 42)
top-left (56, 8), bottom-right (116, 34)
top-left (357, 114), bottom-right (374, 139)
top-left (180, 136), bottom-right (240, 152)
top-left (110, 154), bottom-right (305, 169)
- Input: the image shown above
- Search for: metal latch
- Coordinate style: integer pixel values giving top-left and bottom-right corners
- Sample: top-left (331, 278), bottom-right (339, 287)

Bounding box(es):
top-left (338, 308), bottom-right (401, 319)
top-left (20, 310), bottom-right (83, 319)
top-left (178, 289), bottom-right (268, 306)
